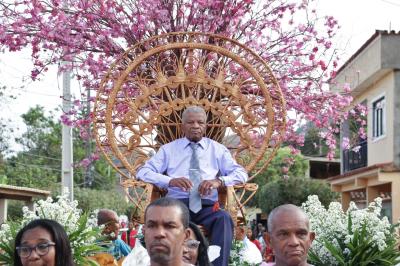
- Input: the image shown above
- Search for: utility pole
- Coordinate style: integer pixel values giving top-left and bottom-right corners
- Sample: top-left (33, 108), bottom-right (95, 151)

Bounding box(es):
top-left (61, 67), bottom-right (74, 201)
top-left (85, 88), bottom-right (93, 187)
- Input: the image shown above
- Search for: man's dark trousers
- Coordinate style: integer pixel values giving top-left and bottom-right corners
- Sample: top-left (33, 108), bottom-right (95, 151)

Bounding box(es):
top-left (179, 198), bottom-right (233, 266)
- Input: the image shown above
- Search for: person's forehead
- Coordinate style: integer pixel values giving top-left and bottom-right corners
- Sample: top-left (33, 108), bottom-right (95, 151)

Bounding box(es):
top-left (22, 227), bottom-right (53, 242)
top-left (184, 112), bottom-right (206, 120)
top-left (146, 205), bottom-right (183, 224)
top-left (271, 211), bottom-right (309, 231)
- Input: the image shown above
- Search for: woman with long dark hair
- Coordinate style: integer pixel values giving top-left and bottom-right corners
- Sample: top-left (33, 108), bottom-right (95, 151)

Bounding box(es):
top-left (182, 222), bottom-right (213, 266)
top-left (14, 219), bottom-right (74, 266)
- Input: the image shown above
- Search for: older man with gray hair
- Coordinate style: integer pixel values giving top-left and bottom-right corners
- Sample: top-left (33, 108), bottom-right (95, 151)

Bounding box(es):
top-left (138, 106), bottom-right (248, 266)
top-left (265, 204), bottom-right (315, 266)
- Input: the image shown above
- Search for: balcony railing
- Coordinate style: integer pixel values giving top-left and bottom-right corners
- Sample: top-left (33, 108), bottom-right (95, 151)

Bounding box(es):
top-left (343, 140), bottom-right (368, 172)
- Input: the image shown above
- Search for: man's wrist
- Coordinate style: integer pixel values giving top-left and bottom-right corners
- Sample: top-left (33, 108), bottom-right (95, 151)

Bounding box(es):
top-left (217, 176), bottom-right (225, 187)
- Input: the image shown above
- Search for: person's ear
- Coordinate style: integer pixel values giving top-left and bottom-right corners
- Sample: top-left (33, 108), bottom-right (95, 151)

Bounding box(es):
top-left (184, 228), bottom-right (191, 241)
top-left (141, 226), bottom-right (146, 236)
top-left (309, 231), bottom-right (315, 243)
top-left (266, 232), bottom-right (272, 246)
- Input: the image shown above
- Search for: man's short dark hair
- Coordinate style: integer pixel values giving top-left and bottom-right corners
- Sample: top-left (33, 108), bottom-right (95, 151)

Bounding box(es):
top-left (145, 197), bottom-right (190, 228)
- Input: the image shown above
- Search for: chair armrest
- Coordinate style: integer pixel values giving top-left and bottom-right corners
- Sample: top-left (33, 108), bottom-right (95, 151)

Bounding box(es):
top-left (217, 183), bottom-right (259, 225)
top-left (120, 179), bottom-right (163, 224)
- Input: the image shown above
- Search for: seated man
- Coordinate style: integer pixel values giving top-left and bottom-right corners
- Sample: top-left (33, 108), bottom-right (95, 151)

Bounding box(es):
top-left (137, 105), bottom-right (248, 266)
top-left (264, 204), bottom-right (315, 266)
top-left (97, 209), bottom-right (131, 261)
top-left (142, 197), bottom-right (194, 266)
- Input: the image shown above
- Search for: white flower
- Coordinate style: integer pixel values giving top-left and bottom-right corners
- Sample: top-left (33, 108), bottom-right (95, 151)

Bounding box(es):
top-left (301, 195), bottom-right (395, 265)
top-left (0, 191), bottom-right (101, 264)
top-left (343, 248), bottom-right (351, 255)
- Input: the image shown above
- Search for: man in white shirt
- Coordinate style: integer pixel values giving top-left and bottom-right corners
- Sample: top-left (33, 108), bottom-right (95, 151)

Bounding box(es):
top-left (235, 225), bottom-right (263, 265)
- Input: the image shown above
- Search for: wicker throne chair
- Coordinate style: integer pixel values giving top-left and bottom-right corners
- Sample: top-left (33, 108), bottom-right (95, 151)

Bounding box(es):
top-left (93, 32), bottom-right (286, 225)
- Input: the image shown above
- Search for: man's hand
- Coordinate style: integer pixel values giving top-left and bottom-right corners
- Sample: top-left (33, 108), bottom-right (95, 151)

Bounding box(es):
top-left (198, 179), bottom-right (222, 196)
top-left (168, 177), bottom-right (193, 191)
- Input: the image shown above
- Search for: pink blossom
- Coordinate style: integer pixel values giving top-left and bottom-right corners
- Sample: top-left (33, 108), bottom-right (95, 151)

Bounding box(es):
top-left (342, 137), bottom-right (350, 150)
top-left (78, 158), bottom-right (91, 168)
top-left (319, 60), bottom-right (327, 71)
top-left (0, 0), bottom-right (352, 161)
top-left (343, 83), bottom-right (351, 92)
top-left (281, 166), bottom-right (289, 174)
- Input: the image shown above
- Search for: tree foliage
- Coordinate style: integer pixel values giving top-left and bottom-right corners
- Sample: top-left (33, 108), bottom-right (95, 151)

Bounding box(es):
top-left (248, 147), bottom-right (308, 206)
top-left (252, 147), bottom-right (308, 184)
top-left (1, 106), bottom-right (117, 191)
top-left (258, 176), bottom-right (339, 214)
top-left (0, 106), bottom-right (133, 216)
top-left (74, 187), bottom-right (130, 214)
top-left (299, 122), bottom-right (339, 158)
top-left (0, 84), bottom-right (17, 159)
top-left (0, 0), bottom-right (361, 157)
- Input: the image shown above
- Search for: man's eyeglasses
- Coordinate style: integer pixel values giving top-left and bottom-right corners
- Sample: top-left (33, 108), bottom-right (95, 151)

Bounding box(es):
top-left (16, 242), bottom-right (56, 258)
top-left (184, 239), bottom-right (200, 250)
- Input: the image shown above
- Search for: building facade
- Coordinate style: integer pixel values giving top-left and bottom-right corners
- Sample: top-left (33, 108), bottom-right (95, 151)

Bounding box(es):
top-left (328, 30), bottom-right (400, 222)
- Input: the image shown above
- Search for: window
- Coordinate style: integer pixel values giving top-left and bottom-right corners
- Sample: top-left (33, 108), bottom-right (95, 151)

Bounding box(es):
top-left (372, 96), bottom-right (385, 139)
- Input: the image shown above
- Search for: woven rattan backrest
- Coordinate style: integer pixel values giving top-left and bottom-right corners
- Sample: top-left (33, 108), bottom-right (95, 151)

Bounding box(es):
top-left (93, 32), bottom-right (286, 181)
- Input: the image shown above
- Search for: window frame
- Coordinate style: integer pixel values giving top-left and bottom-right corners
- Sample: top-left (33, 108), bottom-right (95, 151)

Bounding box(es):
top-left (371, 93), bottom-right (386, 141)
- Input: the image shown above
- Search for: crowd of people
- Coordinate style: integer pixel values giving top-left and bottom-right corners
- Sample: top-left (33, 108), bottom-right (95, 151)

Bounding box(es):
top-left (12, 106), bottom-right (316, 266)
top-left (13, 200), bottom-right (315, 266)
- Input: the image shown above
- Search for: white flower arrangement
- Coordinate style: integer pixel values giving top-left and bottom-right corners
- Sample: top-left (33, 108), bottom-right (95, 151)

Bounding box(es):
top-left (0, 192), bottom-right (103, 265)
top-left (301, 195), bottom-right (400, 266)
top-left (229, 240), bottom-right (261, 266)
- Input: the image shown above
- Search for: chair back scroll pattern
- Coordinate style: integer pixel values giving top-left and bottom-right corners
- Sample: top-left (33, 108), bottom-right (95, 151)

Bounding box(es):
top-left (93, 32), bottom-right (286, 222)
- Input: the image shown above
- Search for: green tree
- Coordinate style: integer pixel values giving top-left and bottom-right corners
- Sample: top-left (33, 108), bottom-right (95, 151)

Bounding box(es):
top-left (1, 106), bottom-right (117, 191)
top-left (258, 177), bottom-right (339, 214)
top-left (252, 147), bottom-right (308, 185)
top-left (300, 126), bottom-right (325, 156)
top-left (0, 84), bottom-right (16, 162)
top-left (1, 106), bottom-right (133, 217)
top-left (247, 147), bottom-right (308, 207)
top-left (74, 187), bottom-right (130, 215)
top-left (299, 122), bottom-right (340, 158)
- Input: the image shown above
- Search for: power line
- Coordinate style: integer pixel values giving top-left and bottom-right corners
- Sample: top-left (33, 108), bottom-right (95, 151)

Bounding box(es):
top-left (0, 60), bottom-right (29, 77)
top-left (12, 161), bottom-right (62, 172)
top-left (8, 84), bottom-right (61, 97)
top-left (21, 152), bottom-right (62, 161)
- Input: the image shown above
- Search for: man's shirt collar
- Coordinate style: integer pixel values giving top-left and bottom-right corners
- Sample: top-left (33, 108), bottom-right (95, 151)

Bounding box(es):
top-left (184, 137), bottom-right (205, 149)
